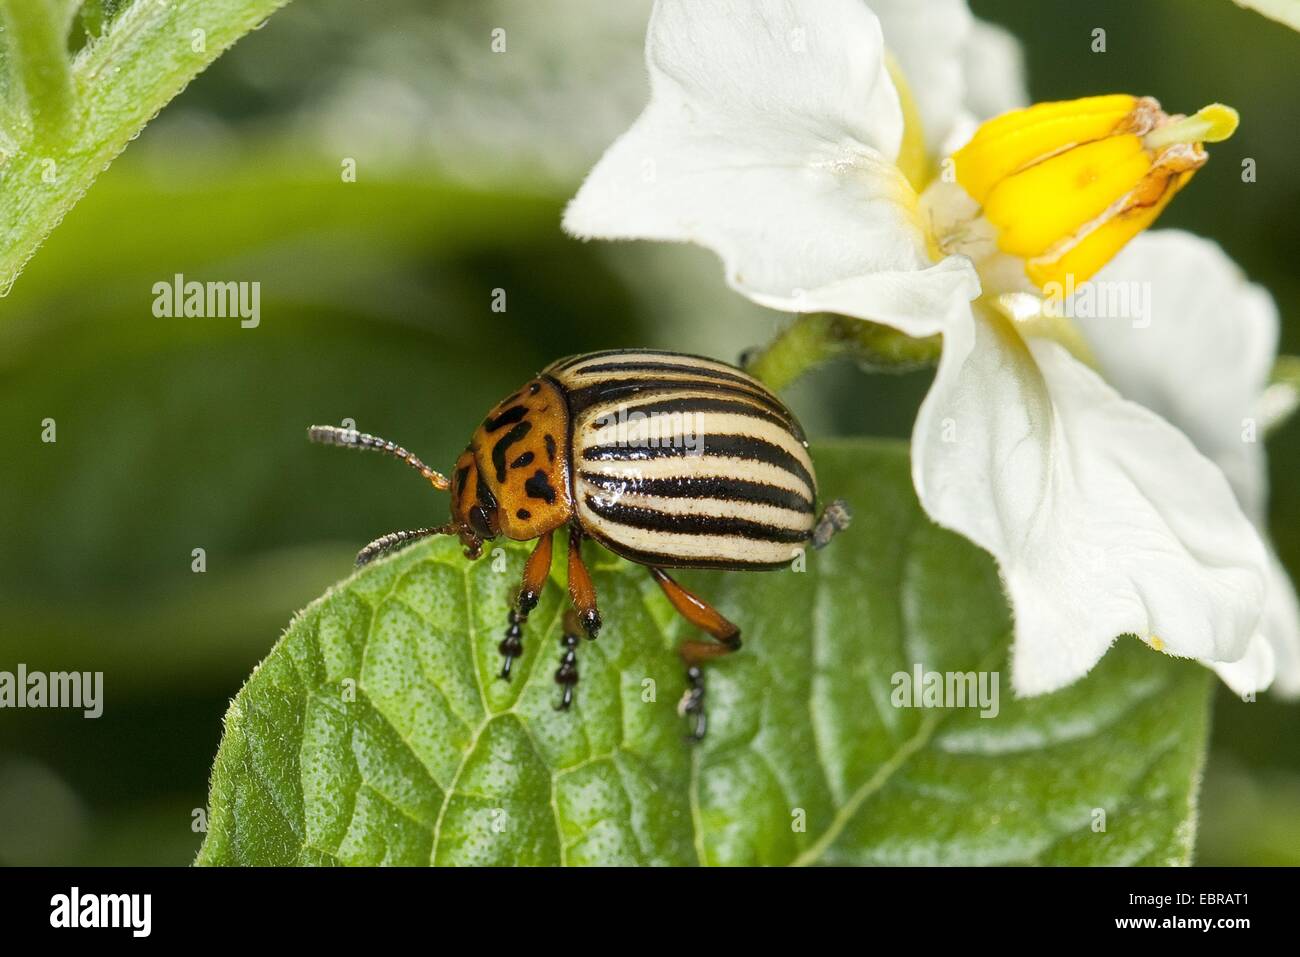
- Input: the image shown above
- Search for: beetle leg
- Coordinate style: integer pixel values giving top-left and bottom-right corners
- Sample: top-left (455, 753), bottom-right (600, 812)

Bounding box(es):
top-left (566, 526), bottom-right (602, 639)
top-left (648, 567), bottom-right (742, 741)
top-left (553, 609), bottom-right (583, 710)
top-left (811, 498), bottom-right (853, 550)
top-left (499, 530), bottom-right (554, 681)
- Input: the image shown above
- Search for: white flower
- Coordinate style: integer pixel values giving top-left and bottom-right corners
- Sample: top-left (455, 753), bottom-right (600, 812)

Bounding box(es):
top-left (1076, 231), bottom-right (1300, 695)
top-left (564, 0), bottom-right (981, 328)
top-left (564, 0), bottom-right (1299, 697)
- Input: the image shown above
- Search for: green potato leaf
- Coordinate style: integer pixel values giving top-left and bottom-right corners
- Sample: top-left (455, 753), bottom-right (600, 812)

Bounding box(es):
top-left (197, 439), bottom-right (1212, 866)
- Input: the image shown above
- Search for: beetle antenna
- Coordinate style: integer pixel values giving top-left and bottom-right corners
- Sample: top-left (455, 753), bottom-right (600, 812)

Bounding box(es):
top-left (308, 425), bottom-right (451, 491)
top-left (355, 526), bottom-right (455, 566)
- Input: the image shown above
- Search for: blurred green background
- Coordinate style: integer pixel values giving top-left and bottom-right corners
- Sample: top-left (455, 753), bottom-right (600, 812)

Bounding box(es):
top-left (0, 0), bottom-right (1296, 865)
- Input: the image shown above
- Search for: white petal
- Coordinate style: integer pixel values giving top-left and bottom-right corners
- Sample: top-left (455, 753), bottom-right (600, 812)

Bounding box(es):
top-left (564, 0), bottom-right (968, 312)
top-left (1262, 546), bottom-right (1300, 696)
top-left (871, 2), bottom-right (1028, 156)
top-left (869, 0), bottom-right (973, 155)
top-left (940, 18), bottom-right (1031, 155)
top-left (642, 0), bottom-right (902, 157)
top-left (912, 307), bottom-right (1269, 696)
top-left (1074, 230), bottom-right (1277, 518)
top-left (745, 253), bottom-right (981, 340)
top-left (960, 19), bottom-right (1030, 123)
top-left (1230, 0), bottom-right (1300, 32)
top-left (1075, 230), bottom-right (1300, 696)
top-left (1211, 632), bottom-right (1275, 699)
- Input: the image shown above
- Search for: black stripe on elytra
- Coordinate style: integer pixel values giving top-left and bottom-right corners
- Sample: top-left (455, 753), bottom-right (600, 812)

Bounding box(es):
top-left (483, 404), bottom-right (528, 432)
top-left (563, 377), bottom-right (791, 420)
top-left (510, 451), bottom-right (535, 469)
top-left (579, 472), bottom-right (813, 514)
top-left (544, 434), bottom-right (557, 462)
top-left (524, 469), bottom-right (557, 504)
top-left (581, 433), bottom-right (814, 494)
top-left (584, 495), bottom-right (809, 544)
top-left (614, 394), bottom-right (801, 440)
top-left (491, 421), bottom-right (532, 482)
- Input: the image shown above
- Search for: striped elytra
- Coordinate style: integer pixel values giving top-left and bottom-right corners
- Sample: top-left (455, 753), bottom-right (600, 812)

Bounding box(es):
top-left (308, 348), bottom-right (849, 738)
top-left (545, 350), bottom-right (817, 570)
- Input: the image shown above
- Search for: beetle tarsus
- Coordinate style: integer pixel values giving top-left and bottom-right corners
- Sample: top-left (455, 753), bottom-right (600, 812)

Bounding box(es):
top-left (498, 608), bottom-right (525, 681)
top-left (678, 666), bottom-right (707, 741)
top-left (812, 498), bottom-right (853, 550)
top-left (553, 612), bottom-right (583, 710)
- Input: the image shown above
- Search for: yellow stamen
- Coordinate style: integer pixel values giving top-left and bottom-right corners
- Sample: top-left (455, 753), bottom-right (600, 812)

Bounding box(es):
top-left (1144, 103), bottom-right (1239, 149)
top-left (951, 95), bottom-right (1235, 290)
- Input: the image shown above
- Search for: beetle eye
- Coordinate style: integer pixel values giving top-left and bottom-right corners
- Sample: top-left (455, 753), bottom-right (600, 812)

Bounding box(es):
top-left (468, 505), bottom-right (495, 539)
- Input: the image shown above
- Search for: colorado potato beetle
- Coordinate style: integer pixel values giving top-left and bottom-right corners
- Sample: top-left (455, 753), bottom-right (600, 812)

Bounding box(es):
top-left (309, 349), bottom-right (850, 738)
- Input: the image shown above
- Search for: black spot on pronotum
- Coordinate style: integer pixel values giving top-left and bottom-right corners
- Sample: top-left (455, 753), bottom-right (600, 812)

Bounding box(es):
top-left (468, 505), bottom-right (494, 539)
top-left (510, 451), bottom-right (535, 469)
top-left (544, 434), bottom-right (557, 462)
top-left (524, 469), bottom-right (558, 504)
top-left (455, 465), bottom-right (471, 494)
top-left (491, 421), bottom-right (533, 482)
top-left (516, 508), bottom-right (531, 520)
top-left (475, 473), bottom-right (498, 510)
top-left (484, 404), bottom-right (528, 432)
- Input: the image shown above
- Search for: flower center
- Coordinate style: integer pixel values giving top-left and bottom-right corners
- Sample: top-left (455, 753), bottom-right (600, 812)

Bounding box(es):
top-left (950, 95), bottom-right (1237, 289)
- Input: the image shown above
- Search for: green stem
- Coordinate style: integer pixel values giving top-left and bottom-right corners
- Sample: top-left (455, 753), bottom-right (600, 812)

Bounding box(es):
top-left (1272, 355), bottom-right (1300, 388)
top-left (79, 1), bottom-right (110, 39)
top-left (744, 314), bottom-right (841, 391)
top-left (0, 0), bottom-right (77, 139)
top-left (1265, 355), bottom-right (1300, 435)
top-left (745, 312), bottom-right (941, 391)
top-left (850, 318), bottom-right (944, 370)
